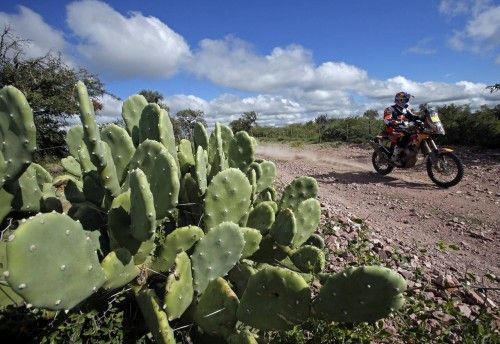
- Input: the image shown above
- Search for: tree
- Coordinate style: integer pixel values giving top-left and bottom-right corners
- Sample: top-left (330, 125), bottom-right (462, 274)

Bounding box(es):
top-left (175, 109), bottom-right (207, 140)
top-left (138, 89), bottom-right (170, 112)
top-left (0, 26), bottom-right (106, 157)
top-left (486, 83), bottom-right (500, 93)
top-left (363, 109), bottom-right (379, 136)
top-left (229, 111), bottom-right (257, 133)
top-left (314, 114), bottom-right (329, 142)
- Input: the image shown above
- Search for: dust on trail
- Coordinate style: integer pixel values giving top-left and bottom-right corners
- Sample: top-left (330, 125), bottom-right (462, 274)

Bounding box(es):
top-left (257, 142), bottom-right (500, 284)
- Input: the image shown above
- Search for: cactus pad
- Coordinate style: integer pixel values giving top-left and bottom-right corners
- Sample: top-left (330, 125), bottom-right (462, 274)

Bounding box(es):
top-left (204, 168), bottom-right (252, 230)
top-left (291, 198), bottom-right (321, 247)
top-left (194, 277), bottom-right (239, 338)
top-left (129, 140), bottom-right (179, 219)
top-left (194, 146), bottom-right (208, 195)
top-left (121, 94), bottom-right (148, 147)
top-left (101, 248), bottom-right (139, 291)
top-left (191, 222), bottom-right (245, 293)
top-left (290, 245), bottom-right (325, 273)
top-left (304, 233), bottom-right (325, 249)
top-left (152, 225), bottom-right (204, 273)
top-left (228, 131), bottom-right (256, 172)
top-left (193, 122), bottom-right (209, 151)
top-left (237, 266), bottom-right (310, 330)
top-left (227, 263), bottom-right (256, 299)
top-left (129, 168), bottom-right (156, 241)
top-left (5, 212), bottom-right (106, 310)
top-left (256, 161), bottom-right (276, 193)
top-left (312, 266), bottom-right (407, 323)
top-left (279, 176), bottom-right (318, 212)
top-left (246, 202), bottom-right (275, 233)
top-left (240, 227), bottom-right (263, 258)
top-left (101, 124), bottom-right (135, 182)
top-left (0, 85), bottom-right (36, 188)
top-left (134, 287), bottom-right (176, 344)
top-left (163, 252), bottom-right (193, 320)
top-left (269, 209), bottom-right (296, 246)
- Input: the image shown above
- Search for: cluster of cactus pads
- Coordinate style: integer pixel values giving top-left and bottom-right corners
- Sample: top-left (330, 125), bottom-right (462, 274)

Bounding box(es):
top-left (0, 82), bottom-right (407, 343)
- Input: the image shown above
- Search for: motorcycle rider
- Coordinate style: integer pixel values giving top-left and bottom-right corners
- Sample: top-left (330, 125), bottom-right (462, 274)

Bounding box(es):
top-left (383, 91), bottom-right (421, 164)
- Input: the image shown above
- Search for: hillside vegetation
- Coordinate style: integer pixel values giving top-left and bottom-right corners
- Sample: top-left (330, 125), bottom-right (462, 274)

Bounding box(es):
top-left (253, 105), bottom-right (500, 149)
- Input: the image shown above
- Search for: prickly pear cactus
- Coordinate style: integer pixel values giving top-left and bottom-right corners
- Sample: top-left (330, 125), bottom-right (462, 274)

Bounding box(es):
top-left (5, 212), bottom-right (106, 310)
top-left (312, 266), bottom-right (407, 323)
top-left (191, 222), bottom-right (245, 293)
top-left (0, 85), bottom-right (36, 189)
top-left (237, 266), bottom-right (310, 330)
top-left (0, 82), bottom-right (408, 343)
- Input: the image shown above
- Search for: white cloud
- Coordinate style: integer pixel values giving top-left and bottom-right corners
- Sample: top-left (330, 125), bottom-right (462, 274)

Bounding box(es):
top-left (439, 0), bottom-right (493, 17)
top-left (0, 6), bottom-right (67, 59)
top-left (189, 36), bottom-right (368, 93)
top-left (446, 4), bottom-right (500, 58)
top-left (403, 38), bottom-right (437, 55)
top-left (66, 0), bottom-right (191, 78)
top-left (96, 94), bottom-right (123, 122)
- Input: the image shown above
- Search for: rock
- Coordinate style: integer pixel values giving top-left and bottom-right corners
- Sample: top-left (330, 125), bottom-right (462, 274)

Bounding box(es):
top-left (464, 290), bottom-right (484, 305)
top-left (457, 304), bottom-right (472, 318)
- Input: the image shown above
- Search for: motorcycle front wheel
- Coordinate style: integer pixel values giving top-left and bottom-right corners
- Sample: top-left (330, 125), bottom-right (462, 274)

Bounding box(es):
top-left (426, 152), bottom-right (464, 188)
top-left (372, 151), bottom-right (394, 175)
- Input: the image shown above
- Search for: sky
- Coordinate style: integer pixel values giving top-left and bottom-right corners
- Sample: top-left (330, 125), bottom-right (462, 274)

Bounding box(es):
top-left (1, 0), bottom-right (499, 126)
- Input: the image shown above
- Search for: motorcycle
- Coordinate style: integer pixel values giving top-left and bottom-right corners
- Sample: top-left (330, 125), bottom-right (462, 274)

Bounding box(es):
top-left (369, 107), bottom-right (464, 188)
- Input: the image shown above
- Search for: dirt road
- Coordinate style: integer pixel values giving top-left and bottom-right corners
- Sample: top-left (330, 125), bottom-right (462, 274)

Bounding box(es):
top-left (257, 142), bottom-right (500, 283)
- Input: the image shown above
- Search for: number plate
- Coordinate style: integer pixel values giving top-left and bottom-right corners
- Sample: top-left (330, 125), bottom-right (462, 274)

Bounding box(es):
top-left (430, 114), bottom-right (440, 123)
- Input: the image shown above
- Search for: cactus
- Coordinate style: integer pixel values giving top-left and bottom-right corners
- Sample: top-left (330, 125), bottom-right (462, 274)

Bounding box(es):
top-left (122, 94), bottom-right (148, 147)
top-left (240, 227), bottom-right (262, 258)
top-left (107, 191), bottom-right (155, 265)
top-left (256, 161), bottom-right (276, 193)
top-left (0, 83), bottom-right (407, 340)
top-left (138, 103), bottom-right (178, 168)
top-left (5, 212), bottom-right (106, 310)
top-left (303, 233), bottom-right (325, 249)
top-left (193, 121), bottom-right (209, 151)
top-left (128, 140), bottom-right (179, 220)
top-left (290, 245), bottom-right (325, 273)
top-left (279, 176), bottom-right (318, 212)
top-left (163, 252), bottom-right (193, 320)
top-left (269, 208), bottom-right (296, 246)
top-left (237, 266), bottom-right (310, 330)
top-left (194, 146), bottom-right (208, 195)
top-left (101, 248), bottom-right (140, 291)
top-left (291, 198), bottom-right (321, 247)
top-left (129, 168), bottom-right (156, 241)
top-left (101, 123), bottom-right (135, 182)
top-left (152, 225), bottom-right (204, 273)
top-left (5, 163), bottom-right (57, 213)
top-left (0, 86), bottom-right (36, 189)
top-left (246, 202), bottom-right (275, 233)
top-left (75, 81), bottom-right (121, 197)
top-left (191, 222), bottom-right (245, 293)
top-left (0, 188), bottom-right (13, 223)
top-left (312, 266), bottom-right (407, 323)
top-left (134, 287), bottom-right (176, 344)
top-left (228, 131), bottom-right (256, 172)
top-left (177, 138), bottom-right (195, 175)
top-left (194, 277), bottom-right (239, 338)
top-left (204, 168), bottom-right (252, 230)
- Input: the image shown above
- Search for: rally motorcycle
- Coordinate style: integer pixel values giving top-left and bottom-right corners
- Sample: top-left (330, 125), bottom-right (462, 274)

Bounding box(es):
top-left (369, 107), bottom-right (464, 188)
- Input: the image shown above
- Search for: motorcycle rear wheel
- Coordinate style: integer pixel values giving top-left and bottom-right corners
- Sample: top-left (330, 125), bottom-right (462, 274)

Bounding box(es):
top-left (426, 152), bottom-right (464, 188)
top-left (372, 151), bottom-right (394, 175)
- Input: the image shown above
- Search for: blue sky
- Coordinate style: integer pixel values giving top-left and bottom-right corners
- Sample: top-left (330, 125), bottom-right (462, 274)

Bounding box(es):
top-left (1, 0), bottom-right (499, 126)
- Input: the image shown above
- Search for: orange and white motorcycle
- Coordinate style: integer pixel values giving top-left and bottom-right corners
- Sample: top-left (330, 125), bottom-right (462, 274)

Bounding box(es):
top-left (369, 107), bottom-right (464, 188)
